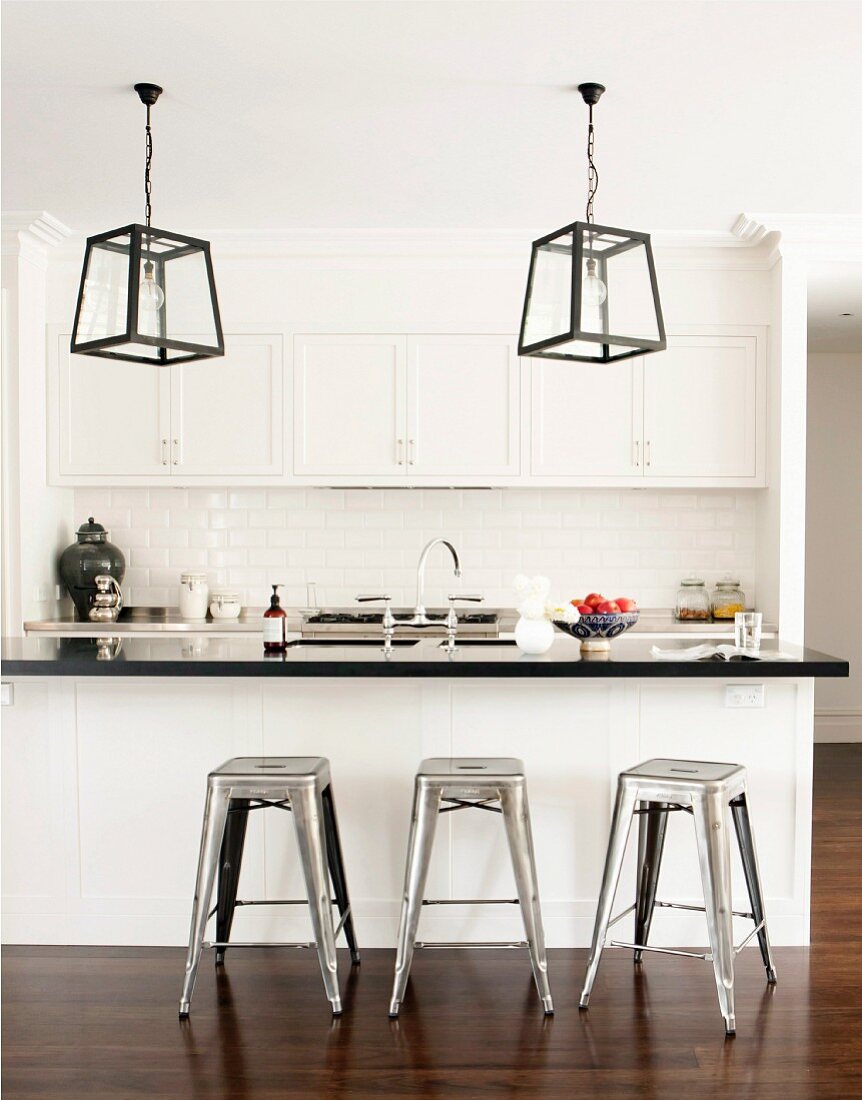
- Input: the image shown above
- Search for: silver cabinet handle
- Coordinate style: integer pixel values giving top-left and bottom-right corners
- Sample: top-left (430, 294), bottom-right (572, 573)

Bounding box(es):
top-left (161, 438), bottom-right (168, 466)
top-left (408, 438), bottom-right (416, 465)
top-left (396, 438), bottom-right (404, 465)
top-left (172, 438), bottom-right (180, 466)
top-left (646, 440), bottom-right (652, 467)
top-left (447, 594), bottom-right (484, 603)
top-left (634, 440), bottom-right (640, 467)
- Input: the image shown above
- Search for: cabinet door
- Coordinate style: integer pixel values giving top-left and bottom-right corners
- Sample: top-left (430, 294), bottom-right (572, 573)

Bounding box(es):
top-left (294, 335), bottom-right (407, 476)
top-left (406, 336), bottom-right (519, 476)
top-left (643, 335), bottom-right (758, 478)
top-left (530, 358), bottom-right (641, 476)
top-left (57, 336), bottom-right (171, 477)
top-left (170, 333), bottom-right (283, 476)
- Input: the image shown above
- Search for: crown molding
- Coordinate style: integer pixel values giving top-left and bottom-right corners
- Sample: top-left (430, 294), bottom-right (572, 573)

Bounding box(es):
top-left (733, 212), bottom-right (862, 261)
top-left (2, 211), bottom-right (73, 250)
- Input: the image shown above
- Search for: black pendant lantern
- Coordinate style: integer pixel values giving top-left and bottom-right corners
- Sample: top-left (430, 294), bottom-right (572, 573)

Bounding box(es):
top-left (519, 83), bottom-right (666, 363)
top-left (71, 83), bottom-right (224, 365)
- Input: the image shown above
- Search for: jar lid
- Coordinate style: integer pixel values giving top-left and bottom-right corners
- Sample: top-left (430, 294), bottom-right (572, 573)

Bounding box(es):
top-left (680, 576), bottom-right (705, 586)
top-left (180, 572), bottom-right (208, 583)
top-left (211, 589), bottom-right (240, 600)
top-left (716, 577), bottom-right (741, 588)
top-left (77, 516), bottom-right (108, 540)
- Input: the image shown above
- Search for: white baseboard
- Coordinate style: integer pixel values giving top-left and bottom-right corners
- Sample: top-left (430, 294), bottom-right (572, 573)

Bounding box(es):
top-left (815, 707), bottom-right (862, 743)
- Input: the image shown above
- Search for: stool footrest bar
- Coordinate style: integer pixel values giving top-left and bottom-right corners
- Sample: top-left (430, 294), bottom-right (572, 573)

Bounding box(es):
top-left (414, 940), bottom-right (529, 949)
top-left (204, 941), bottom-right (315, 950)
top-left (609, 940), bottom-right (712, 960)
top-left (607, 903), bottom-right (636, 929)
top-left (734, 920), bottom-right (765, 955)
top-left (421, 898), bottom-right (519, 906)
top-left (654, 900), bottom-right (754, 920)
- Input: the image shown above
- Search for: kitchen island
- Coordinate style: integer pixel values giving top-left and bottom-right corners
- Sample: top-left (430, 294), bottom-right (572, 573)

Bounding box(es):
top-left (1, 635), bottom-right (847, 950)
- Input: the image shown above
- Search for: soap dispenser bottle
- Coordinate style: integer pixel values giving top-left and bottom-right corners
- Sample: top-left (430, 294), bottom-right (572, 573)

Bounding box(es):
top-left (263, 584), bottom-right (287, 651)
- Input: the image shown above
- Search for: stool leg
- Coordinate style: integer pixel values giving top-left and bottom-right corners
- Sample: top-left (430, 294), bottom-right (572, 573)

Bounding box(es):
top-left (215, 797), bottom-right (250, 966)
top-left (389, 782), bottom-right (441, 1018)
top-left (179, 784), bottom-right (231, 1018)
top-left (693, 792), bottom-right (737, 1035)
top-left (321, 783), bottom-right (361, 965)
top-left (292, 785), bottom-right (342, 1015)
top-left (633, 801), bottom-right (669, 963)
top-left (500, 782), bottom-right (554, 1015)
top-left (730, 792), bottom-right (777, 984)
top-left (580, 781), bottom-right (637, 1009)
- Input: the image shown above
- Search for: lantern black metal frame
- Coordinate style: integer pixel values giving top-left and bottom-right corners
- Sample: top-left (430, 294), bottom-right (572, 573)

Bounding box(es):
top-left (518, 81), bottom-right (667, 363)
top-left (71, 222), bottom-right (224, 364)
top-left (71, 82), bottom-right (224, 365)
top-left (518, 219), bottom-right (666, 363)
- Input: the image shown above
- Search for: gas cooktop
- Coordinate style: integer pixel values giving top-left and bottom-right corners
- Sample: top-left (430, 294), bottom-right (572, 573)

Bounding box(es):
top-left (301, 608), bottom-right (502, 636)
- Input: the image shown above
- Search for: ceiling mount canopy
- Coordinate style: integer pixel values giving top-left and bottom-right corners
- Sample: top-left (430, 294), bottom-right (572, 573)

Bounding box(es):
top-left (518, 82), bottom-right (666, 364)
top-left (70, 83), bottom-right (224, 366)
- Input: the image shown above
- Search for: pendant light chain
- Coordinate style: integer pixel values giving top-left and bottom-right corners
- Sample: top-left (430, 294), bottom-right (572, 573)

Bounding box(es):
top-left (144, 103), bottom-right (153, 228)
top-left (585, 103), bottom-right (598, 226)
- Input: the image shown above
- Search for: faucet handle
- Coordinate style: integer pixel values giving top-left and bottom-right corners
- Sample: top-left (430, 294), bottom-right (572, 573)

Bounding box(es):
top-left (356, 594), bottom-right (392, 603)
top-left (447, 593), bottom-right (484, 603)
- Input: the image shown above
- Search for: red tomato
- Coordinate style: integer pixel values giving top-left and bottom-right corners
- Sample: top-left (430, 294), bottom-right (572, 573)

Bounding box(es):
top-left (584, 593), bottom-right (605, 609)
top-left (616, 597), bottom-right (638, 613)
top-left (596, 600), bottom-right (621, 614)
top-left (575, 604), bottom-right (593, 615)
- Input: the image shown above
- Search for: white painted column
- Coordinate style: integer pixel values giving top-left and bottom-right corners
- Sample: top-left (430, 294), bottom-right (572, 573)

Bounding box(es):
top-left (1, 212), bottom-right (74, 633)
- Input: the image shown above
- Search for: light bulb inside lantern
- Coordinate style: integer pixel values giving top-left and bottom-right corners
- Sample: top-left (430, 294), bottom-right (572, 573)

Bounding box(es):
top-left (583, 258), bottom-right (607, 306)
top-left (139, 262), bottom-right (165, 312)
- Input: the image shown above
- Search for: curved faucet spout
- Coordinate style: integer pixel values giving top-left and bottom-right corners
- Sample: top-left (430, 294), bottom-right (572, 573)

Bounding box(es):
top-left (415, 538), bottom-right (461, 620)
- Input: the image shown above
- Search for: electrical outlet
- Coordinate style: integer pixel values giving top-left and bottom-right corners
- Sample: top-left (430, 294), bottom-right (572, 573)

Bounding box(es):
top-left (725, 684), bottom-right (765, 708)
top-left (34, 584), bottom-right (50, 603)
top-left (55, 584), bottom-right (66, 601)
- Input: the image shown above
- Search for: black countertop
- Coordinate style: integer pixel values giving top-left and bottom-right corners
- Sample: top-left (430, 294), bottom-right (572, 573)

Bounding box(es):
top-left (0, 634), bottom-right (849, 679)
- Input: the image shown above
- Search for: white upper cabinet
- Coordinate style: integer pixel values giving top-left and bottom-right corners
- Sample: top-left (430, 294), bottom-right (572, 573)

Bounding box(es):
top-left (170, 334), bottom-right (282, 476)
top-left (294, 335), bottom-right (407, 476)
top-left (50, 329), bottom-right (282, 483)
top-left (642, 334), bottom-right (759, 479)
top-left (406, 336), bottom-right (519, 476)
top-left (57, 343), bottom-right (171, 477)
top-left (531, 358), bottom-right (641, 477)
top-left (294, 334), bottom-right (520, 481)
top-left (530, 328), bottom-right (765, 485)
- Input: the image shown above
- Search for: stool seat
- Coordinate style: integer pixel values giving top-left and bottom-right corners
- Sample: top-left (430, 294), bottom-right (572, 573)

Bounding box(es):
top-left (580, 756), bottom-right (776, 1036)
top-left (389, 755), bottom-right (552, 1018)
top-left (209, 756), bottom-right (330, 784)
top-left (622, 758), bottom-right (745, 787)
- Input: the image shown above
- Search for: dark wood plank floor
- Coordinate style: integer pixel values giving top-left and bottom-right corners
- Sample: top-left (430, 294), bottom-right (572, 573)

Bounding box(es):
top-left (4, 744), bottom-right (862, 1098)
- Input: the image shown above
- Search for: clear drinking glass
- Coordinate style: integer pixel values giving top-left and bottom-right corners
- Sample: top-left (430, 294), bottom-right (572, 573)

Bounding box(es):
top-left (734, 612), bottom-right (762, 653)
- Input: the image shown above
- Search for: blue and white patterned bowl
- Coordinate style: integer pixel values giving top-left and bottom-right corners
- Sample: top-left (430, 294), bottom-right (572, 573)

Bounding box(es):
top-left (553, 611), bottom-right (640, 652)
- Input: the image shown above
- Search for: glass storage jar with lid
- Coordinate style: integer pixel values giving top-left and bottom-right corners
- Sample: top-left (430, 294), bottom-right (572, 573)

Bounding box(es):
top-left (711, 577), bottom-right (746, 620)
top-left (675, 576), bottom-right (711, 621)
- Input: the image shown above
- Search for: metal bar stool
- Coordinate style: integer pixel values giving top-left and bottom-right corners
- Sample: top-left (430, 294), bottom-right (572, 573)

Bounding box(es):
top-left (179, 756), bottom-right (359, 1019)
top-left (389, 757), bottom-right (553, 1018)
top-left (579, 758), bottom-right (777, 1035)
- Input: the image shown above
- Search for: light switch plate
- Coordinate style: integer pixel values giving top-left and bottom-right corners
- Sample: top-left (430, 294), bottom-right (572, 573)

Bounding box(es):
top-left (1, 683), bottom-right (14, 707)
top-left (725, 684), bottom-right (765, 708)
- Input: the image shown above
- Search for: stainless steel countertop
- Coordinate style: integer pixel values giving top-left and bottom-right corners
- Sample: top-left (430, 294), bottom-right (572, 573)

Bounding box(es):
top-left (23, 607), bottom-right (777, 638)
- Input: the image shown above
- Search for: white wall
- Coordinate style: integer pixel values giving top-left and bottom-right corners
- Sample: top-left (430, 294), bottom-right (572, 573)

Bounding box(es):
top-left (806, 352), bottom-right (862, 741)
top-left (72, 485), bottom-right (758, 612)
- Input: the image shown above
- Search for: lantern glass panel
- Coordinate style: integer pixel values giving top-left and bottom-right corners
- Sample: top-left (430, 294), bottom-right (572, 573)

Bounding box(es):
top-left (577, 226), bottom-right (661, 344)
top-left (76, 232), bottom-right (131, 343)
top-left (522, 229), bottom-right (573, 348)
top-left (162, 248), bottom-right (221, 348)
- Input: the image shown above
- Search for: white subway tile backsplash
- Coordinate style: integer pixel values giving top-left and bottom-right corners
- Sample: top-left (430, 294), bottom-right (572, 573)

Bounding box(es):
top-left (75, 487), bottom-right (759, 612)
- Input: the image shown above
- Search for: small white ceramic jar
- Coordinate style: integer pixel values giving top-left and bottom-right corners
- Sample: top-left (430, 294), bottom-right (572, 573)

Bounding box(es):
top-left (514, 616), bottom-right (555, 655)
top-left (179, 572), bottom-right (209, 620)
top-left (209, 589), bottom-right (242, 620)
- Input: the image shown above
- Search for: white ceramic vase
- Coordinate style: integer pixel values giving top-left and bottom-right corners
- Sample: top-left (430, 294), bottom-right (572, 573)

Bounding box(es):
top-left (514, 616), bottom-right (555, 655)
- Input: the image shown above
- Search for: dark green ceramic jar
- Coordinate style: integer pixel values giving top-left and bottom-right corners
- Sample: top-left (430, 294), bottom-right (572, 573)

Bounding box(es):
top-left (59, 517), bottom-right (126, 621)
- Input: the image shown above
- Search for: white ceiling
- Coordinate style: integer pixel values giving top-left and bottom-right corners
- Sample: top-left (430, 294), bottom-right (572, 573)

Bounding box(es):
top-left (808, 262), bottom-right (862, 352)
top-left (2, 1), bottom-right (862, 235)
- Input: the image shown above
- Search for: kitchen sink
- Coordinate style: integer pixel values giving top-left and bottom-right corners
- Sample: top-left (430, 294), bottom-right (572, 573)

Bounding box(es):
top-left (437, 639), bottom-right (517, 647)
top-left (286, 639), bottom-right (419, 648)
